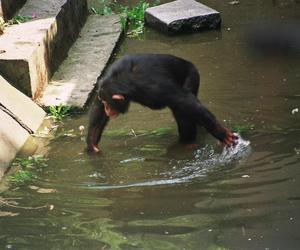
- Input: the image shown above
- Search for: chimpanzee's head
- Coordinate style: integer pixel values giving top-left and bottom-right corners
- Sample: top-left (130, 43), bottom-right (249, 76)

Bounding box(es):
top-left (98, 84), bottom-right (130, 119)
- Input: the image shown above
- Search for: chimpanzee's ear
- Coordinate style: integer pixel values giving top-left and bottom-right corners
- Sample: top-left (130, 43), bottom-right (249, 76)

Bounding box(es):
top-left (112, 94), bottom-right (125, 100)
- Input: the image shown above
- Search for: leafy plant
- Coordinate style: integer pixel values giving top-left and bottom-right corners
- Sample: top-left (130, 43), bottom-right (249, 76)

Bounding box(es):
top-left (49, 104), bottom-right (72, 120)
top-left (90, 5), bottom-right (113, 15)
top-left (91, 0), bottom-right (160, 37)
top-left (13, 155), bottom-right (48, 170)
top-left (119, 15), bottom-right (127, 31)
top-left (150, 127), bottom-right (173, 137)
top-left (8, 15), bottom-right (33, 25)
top-left (114, 0), bottom-right (152, 37)
top-left (9, 155), bottom-right (48, 186)
top-left (232, 124), bottom-right (254, 136)
top-left (9, 170), bottom-right (36, 185)
top-left (0, 14), bottom-right (35, 34)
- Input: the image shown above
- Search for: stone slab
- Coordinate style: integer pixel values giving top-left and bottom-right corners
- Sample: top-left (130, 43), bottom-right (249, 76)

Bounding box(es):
top-left (0, 75), bottom-right (45, 132)
top-left (19, 0), bottom-right (88, 73)
top-left (39, 14), bottom-right (122, 109)
top-left (0, 18), bottom-right (55, 98)
top-left (0, 0), bottom-right (87, 99)
top-left (0, 0), bottom-right (26, 20)
top-left (0, 110), bottom-right (29, 179)
top-left (145, 0), bottom-right (221, 34)
top-left (0, 75), bottom-right (46, 179)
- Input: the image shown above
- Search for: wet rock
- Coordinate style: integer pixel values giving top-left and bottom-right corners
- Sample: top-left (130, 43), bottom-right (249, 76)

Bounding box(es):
top-left (145, 0), bottom-right (221, 34)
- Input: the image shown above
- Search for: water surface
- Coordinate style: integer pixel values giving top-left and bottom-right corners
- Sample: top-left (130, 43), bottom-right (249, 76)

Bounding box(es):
top-left (1, 1), bottom-right (300, 249)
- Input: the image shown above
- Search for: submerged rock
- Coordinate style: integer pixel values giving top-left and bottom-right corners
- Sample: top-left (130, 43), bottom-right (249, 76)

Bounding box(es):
top-left (145, 0), bottom-right (221, 34)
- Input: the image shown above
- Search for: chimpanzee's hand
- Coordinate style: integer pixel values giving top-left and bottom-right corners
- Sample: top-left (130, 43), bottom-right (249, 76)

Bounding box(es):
top-left (87, 144), bottom-right (101, 153)
top-left (223, 129), bottom-right (238, 147)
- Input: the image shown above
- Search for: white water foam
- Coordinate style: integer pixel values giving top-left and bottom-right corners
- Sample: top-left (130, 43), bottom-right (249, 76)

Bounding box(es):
top-left (167, 134), bottom-right (251, 181)
top-left (85, 135), bottom-right (251, 190)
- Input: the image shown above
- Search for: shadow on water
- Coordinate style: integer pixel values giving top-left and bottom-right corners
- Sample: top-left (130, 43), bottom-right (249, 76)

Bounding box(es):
top-left (1, 0), bottom-right (300, 249)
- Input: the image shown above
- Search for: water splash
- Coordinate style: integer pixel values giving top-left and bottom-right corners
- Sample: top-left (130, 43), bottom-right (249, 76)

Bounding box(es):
top-left (220, 134), bottom-right (251, 162)
top-left (84, 135), bottom-right (251, 190)
top-left (167, 134), bottom-right (251, 181)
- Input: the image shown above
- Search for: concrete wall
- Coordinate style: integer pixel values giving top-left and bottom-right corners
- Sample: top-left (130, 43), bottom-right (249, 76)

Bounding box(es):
top-left (0, 0), bottom-right (88, 99)
top-left (0, 75), bottom-right (45, 179)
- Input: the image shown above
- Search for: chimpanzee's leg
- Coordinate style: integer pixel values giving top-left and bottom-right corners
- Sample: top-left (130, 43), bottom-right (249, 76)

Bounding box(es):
top-left (183, 65), bottom-right (200, 96)
top-left (172, 65), bottom-right (200, 143)
top-left (172, 109), bottom-right (198, 144)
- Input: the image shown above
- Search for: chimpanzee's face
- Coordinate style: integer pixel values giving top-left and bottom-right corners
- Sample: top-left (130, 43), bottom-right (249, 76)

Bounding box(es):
top-left (102, 100), bottom-right (119, 119)
top-left (98, 85), bottom-right (129, 118)
top-left (98, 87), bottom-right (118, 118)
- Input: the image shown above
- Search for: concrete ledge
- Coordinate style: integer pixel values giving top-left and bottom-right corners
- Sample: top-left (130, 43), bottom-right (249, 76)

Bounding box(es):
top-left (0, 0), bottom-right (87, 99)
top-left (19, 0), bottom-right (88, 72)
top-left (145, 0), bottom-right (221, 34)
top-left (0, 0), bottom-right (26, 20)
top-left (0, 111), bottom-right (29, 179)
top-left (0, 75), bottom-right (45, 132)
top-left (0, 75), bottom-right (46, 179)
top-left (0, 18), bottom-right (56, 98)
top-left (40, 14), bottom-right (123, 109)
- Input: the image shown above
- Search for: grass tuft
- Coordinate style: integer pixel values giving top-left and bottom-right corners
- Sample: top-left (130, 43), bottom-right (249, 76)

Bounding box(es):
top-left (91, 0), bottom-right (160, 37)
top-left (9, 155), bottom-right (48, 187)
top-left (49, 104), bottom-right (73, 121)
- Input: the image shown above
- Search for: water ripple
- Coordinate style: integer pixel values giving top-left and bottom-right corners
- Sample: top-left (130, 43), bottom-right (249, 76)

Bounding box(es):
top-left (82, 136), bottom-right (251, 190)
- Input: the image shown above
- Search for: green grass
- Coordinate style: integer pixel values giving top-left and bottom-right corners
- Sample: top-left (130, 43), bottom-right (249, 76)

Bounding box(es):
top-left (8, 15), bottom-right (33, 25)
top-left (9, 155), bottom-right (48, 187)
top-left (13, 155), bottom-right (48, 170)
top-left (49, 104), bottom-right (73, 120)
top-left (90, 5), bottom-right (113, 15)
top-left (9, 170), bottom-right (36, 186)
top-left (0, 15), bottom-right (34, 35)
top-left (91, 0), bottom-right (160, 37)
top-left (104, 127), bottom-right (173, 138)
top-left (232, 124), bottom-right (254, 136)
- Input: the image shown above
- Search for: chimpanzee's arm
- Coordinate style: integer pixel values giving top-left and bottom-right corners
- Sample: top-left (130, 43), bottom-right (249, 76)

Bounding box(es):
top-left (197, 104), bottom-right (230, 142)
top-left (192, 102), bottom-right (237, 145)
top-left (86, 100), bottom-right (109, 153)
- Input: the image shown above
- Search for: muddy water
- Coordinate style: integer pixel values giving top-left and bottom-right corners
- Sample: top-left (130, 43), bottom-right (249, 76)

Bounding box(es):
top-left (1, 1), bottom-right (300, 249)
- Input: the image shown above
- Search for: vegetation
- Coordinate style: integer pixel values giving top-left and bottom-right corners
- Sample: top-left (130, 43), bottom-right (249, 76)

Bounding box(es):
top-left (0, 14), bottom-right (34, 35)
top-left (90, 0), bottom-right (160, 37)
top-left (49, 104), bottom-right (73, 120)
top-left (90, 4), bottom-right (113, 16)
top-left (104, 127), bottom-right (173, 138)
top-left (9, 155), bottom-right (48, 186)
top-left (13, 155), bottom-right (48, 170)
top-left (232, 123), bottom-right (254, 136)
top-left (9, 170), bottom-right (36, 186)
top-left (8, 15), bottom-right (33, 25)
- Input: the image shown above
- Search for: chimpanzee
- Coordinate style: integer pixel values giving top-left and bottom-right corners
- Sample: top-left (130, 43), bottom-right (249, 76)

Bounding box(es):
top-left (87, 54), bottom-right (237, 153)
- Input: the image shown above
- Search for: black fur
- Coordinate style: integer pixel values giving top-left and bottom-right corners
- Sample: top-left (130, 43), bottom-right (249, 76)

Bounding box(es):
top-left (87, 54), bottom-right (228, 151)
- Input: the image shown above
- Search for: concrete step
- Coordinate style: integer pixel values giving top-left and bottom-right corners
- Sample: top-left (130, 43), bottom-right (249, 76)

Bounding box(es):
top-left (0, 0), bottom-right (87, 99)
top-left (0, 0), bottom-right (26, 20)
top-left (0, 75), bottom-right (45, 179)
top-left (39, 14), bottom-right (123, 109)
top-left (145, 0), bottom-right (221, 34)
